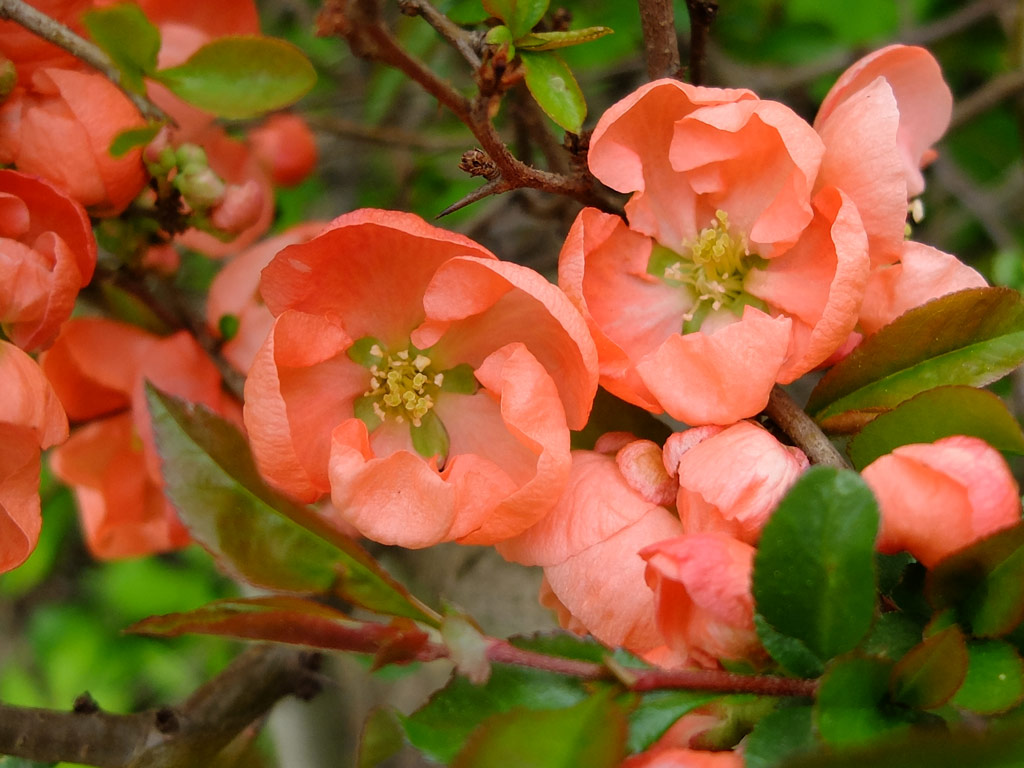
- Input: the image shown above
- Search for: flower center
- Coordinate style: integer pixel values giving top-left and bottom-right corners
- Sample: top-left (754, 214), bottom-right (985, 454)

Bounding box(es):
top-left (649, 210), bottom-right (763, 332)
top-left (364, 345), bottom-right (442, 428)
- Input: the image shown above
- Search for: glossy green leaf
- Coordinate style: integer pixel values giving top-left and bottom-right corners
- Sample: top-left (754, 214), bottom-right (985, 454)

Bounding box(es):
top-left (859, 612), bottom-right (923, 663)
top-left (626, 691), bottom-right (717, 754)
top-left (516, 27), bottom-right (614, 50)
top-left (815, 657), bottom-right (911, 749)
top-left (83, 3), bottom-right (160, 92)
top-left (926, 521), bottom-right (1024, 637)
top-left (808, 288), bottom-right (1024, 430)
top-left (889, 625), bottom-right (968, 709)
top-left (520, 52), bottom-right (587, 134)
top-left (744, 704), bottom-right (816, 768)
top-left (753, 467), bottom-right (879, 663)
top-left (481, 0), bottom-right (549, 38)
top-left (146, 387), bottom-right (439, 625)
top-left (358, 708), bottom-right (406, 768)
top-left (451, 689), bottom-right (626, 768)
top-left (98, 281), bottom-right (172, 334)
top-left (128, 596), bottom-right (428, 655)
top-left (401, 664), bottom-right (590, 764)
top-left (109, 123), bottom-right (162, 157)
top-left (848, 386), bottom-right (1024, 469)
top-left (153, 36), bottom-right (316, 119)
top-left (951, 640), bottom-right (1024, 714)
top-left (754, 614), bottom-right (825, 678)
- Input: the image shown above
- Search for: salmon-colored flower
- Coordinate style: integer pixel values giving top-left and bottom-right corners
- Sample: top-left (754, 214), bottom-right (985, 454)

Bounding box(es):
top-left (0, 340), bottom-right (68, 573)
top-left (0, 66), bottom-right (147, 215)
top-left (206, 221), bottom-right (328, 373)
top-left (41, 318), bottom-right (226, 559)
top-left (500, 447), bottom-right (683, 654)
top-left (862, 436), bottom-right (1022, 568)
top-left (565, 71), bottom-right (873, 425)
top-left (248, 113), bottom-right (319, 188)
top-left (668, 421), bottom-right (807, 543)
top-left (244, 209), bottom-right (598, 548)
top-left (0, 169), bottom-right (97, 351)
top-left (641, 532), bottom-right (762, 669)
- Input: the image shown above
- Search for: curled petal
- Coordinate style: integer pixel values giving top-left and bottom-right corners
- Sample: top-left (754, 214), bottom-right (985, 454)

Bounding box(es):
top-left (636, 306), bottom-right (791, 425)
top-left (859, 241), bottom-right (987, 335)
top-left (0, 340), bottom-right (67, 448)
top-left (0, 425), bottom-right (44, 573)
top-left (816, 45), bottom-right (952, 197)
top-left (617, 439), bottom-right (675, 506)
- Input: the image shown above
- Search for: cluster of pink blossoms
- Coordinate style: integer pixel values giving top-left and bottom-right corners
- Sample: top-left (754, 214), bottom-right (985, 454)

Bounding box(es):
top-left (0, 0), bottom-right (317, 569)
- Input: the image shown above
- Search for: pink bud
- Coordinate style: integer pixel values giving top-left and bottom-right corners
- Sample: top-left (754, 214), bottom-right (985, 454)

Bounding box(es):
top-left (210, 179), bottom-right (263, 234)
top-left (617, 439), bottom-right (675, 506)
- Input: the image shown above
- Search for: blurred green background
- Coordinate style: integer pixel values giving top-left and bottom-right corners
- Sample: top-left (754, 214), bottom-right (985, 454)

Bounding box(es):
top-left (3, 0), bottom-right (1024, 766)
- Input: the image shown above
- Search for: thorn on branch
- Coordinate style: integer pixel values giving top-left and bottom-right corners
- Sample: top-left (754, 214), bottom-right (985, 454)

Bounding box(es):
top-left (72, 692), bottom-right (100, 715)
top-left (154, 707), bottom-right (180, 734)
top-left (436, 177), bottom-right (512, 218)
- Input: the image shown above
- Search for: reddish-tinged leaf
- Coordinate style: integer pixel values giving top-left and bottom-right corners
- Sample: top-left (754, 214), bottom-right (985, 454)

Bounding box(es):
top-left (848, 386), bottom-right (1024, 469)
top-left (809, 288), bottom-right (1024, 430)
top-left (889, 625), bottom-right (968, 709)
top-left (128, 596), bottom-right (428, 654)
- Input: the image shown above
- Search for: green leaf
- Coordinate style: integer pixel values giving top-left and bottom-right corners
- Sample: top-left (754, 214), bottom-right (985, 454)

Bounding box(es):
top-left (926, 521), bottom-right (1024, 637)
top-left (815, 657), bottom-right (912, 749)
top-left (520, 52), bottom-right (587, 134)
top-left (98, 280), bottom-right (172, 334)
top-left (626, 691), bottom-right (718, 754)
top-left (153, 36), bottom-right (316, 119)
top-left (359, 708), bottom-right (406, 768)
top-left (451, 689), bottom-right (626, 768)
top-left (83, 3), bottom-right (160, 93)
top-left (516, 27), bottom-right (614, 50)
top-left (744, 704), bottom-right (816, 768)
top-left (109, 123), bottom-right (162, 157)
top-left (753, 467), bottom-right (879, 663)
top-left (889, 625), bottom-right (968, 709)
top-left (859, 612), bottom-right (923, 663)
top-left (481, 0), bottom-right (549, 38)
top-left (754, 614), bottom-right (825, 678)
top-left (848, 386), bottom-right (1024, 469)
top-left (808, 288), bottom-right (1024, 430)
top-left (146, 386), bottom-right (439, 625)
top-left (128, 596), bottom-right (429, 655)
top-left (951, 639), bottom-right (1024, 714)
top-left (401, 664), bottom-right (590, 764)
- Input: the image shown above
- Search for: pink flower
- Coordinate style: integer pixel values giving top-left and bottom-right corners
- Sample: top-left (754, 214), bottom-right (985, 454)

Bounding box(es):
top-left (243, 209), bottom-right (598, 548)
top-left (500, 447), bottom-right (683, 654)
top-left (668, 421), bottom-right (807, 543)
top-left (248, 113), bottom-right (319, 188)
top-left (862, 436), bottom-right (1022, 568)
top-left (42, 318), bottom-right (227, 559)
top-left (565, 72), bottom-right (873, 425)
top-left (0, 340), bottom-right (68, 574)
top-left (0, 67), bottom-right (147, 214)
top-left (206, 221), bottom-right (328, 373)
top-left (641, 532), bottom-right (762, 669)
top-left (0, 169), bottom-right (97, 351)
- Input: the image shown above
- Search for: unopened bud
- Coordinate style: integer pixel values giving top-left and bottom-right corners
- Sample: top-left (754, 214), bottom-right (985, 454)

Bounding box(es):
top-left (176, 166), bottom-right (226, 209)
top-left (0, 58), bottom-right (17, 100)
top-left (210, 180), bottom-right (263, 234)
top-left (175, 143), bottom-right (207, 172)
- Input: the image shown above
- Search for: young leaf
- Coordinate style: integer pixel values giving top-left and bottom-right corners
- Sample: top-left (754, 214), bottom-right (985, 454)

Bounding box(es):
top-left (815, 657), bottom-right (912, 749)
top-left (145, 386), bottom-right (439, 625)
top-left (520, 52), bottom-right (587, 134)
top-left (848, 386), bottom-right (1024, 470)
top-left (481, 0), bottom-right (550, 38)
top-left (109, 123), bottom-right (163, 158)
top-left (626, 691), bottom-right (718, 754)
top-left (153, 36), bottom-right (316, 119)
top-left (951, 639), bottom-right (1024, 714)
top-left (83, 3), bottom-right (161, 93)
top-left (753, 467), bottom-right (879, 663)
top-left (808, 288), bottom-right (1024, 431)
top-left (451, 689), bottom-right (626, 768)
top-left (744, 704), bottom-right (817, 768)
top-left (128, 596), bottom-right (428, 655)
top-left (926, 521), bottom-right (1024, 637)
top-left (401, 664), bottom-right (590, 764)
top-left (516, 27), bottom-right (614, 50)
top-left (889, 625), bottom-right (968, 709)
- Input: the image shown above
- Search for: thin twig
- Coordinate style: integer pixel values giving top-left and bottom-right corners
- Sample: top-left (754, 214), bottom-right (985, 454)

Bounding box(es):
top-left (0, 0), bottom-right (167, 122)
top-left (951, 68), bottom-right (1024, 129)
top-left (765, 385), bottom-right (850, 468)
top-left (307, 114), bottom-right (468, 151)
top-left (399, 0), bottom-right (482, 68)
top-left (0, 645), bottom-right (317, 767)
top-left (638, 0), bottom-right (682, 80)
top-left (683, 0), bottom-right (718, 85)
